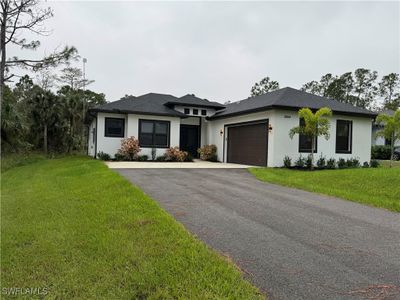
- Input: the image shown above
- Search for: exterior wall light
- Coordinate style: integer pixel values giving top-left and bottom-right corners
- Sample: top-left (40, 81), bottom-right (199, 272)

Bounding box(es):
top-left (268, 124), bottom-right (273, 133)
top-left (220, 129), bottom-right (224, 136)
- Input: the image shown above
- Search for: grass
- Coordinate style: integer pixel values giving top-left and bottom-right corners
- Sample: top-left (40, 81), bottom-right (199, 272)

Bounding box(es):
top-left (249, 167), bottom-right (400, 212)
top-left (1, 152), bottom-right (47, 172)
top-left (1, 156), bottom-right (262, 299)
top-left (378, 160), bottom-right (400, 168)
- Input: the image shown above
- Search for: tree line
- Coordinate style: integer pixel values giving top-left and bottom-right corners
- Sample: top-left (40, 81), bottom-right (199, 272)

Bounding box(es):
top-left (2, 71), bottom-right (106, 153)
top-left (251, 70), bottom-right (400, 110)
top-left (1, 0), bottom-right (106, 154)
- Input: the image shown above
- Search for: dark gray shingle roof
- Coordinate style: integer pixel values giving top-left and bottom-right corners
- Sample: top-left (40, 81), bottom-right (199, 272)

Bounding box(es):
top-left (165, 94), bottom-right (225, 109)
top-left (209, 87), bottom-right (377, 119)
top-left (91, 93), bottom-right (225, 117)
top-left (91, 93), bottom-right (187, 117)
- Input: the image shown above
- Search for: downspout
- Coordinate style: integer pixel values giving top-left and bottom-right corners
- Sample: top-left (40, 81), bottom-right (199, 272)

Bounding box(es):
top-left (94, 114), bottom-right (98, 159)
top-left (88, 110), bottom-right (98, 158)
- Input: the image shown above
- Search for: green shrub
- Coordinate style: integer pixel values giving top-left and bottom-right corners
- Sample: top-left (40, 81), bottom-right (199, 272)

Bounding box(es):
top-left (316, 155), bottom-right (326, 169)
top-left (305, 155), bottom-right (313, 169)
top-left (354, 158), bottom-right (361, 168)
top-left (370, 159), bottom-right (380, 168)
top-left (371, 145), bottom-right (391, 160)
top-left (185, 153), bottom-right (194, 162)
top-left (294, 155), bottom-right (306, 168)
top-left (114, 153), bottom-right (125, 161)
top-left (156, 156), bottom-right (166, 162)
top-left (138, 155), bottom-right (149, 161)
top-left (283, 156), bottom-right (291, 168)
top-left (326, 158), bottom-right (336, 169)
top-left (198, 145), bottom-right (217, 161)
top-left (337, 158), bottom-right (347, 169)
top-left (97, 151), bottom-right (111, 161)
top-left (362, 161), bottom-right (369, 168)
top-left (349, 158), bottom-right (360, 168)
top-left (208, 154), bottom-right (218, 162)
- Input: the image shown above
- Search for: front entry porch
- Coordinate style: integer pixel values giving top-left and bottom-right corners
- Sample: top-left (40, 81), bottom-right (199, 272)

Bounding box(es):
top-left (179, 124), bottom-right (200, 157)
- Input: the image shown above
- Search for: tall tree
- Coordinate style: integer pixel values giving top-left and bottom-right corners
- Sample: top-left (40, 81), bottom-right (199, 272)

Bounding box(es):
top-left (301, 80), bottom-right (322, 96)
top-left (57, 67), bottom-right (93, 90)
top-left (289, 107), bottom-right (332, 170)
top-left (57, 86), bottom-right (105, 152)
top-left (353, 68), bottom-right (378, 109)
top-left (250, 77), bottom-right (280, 97)
top-left (0, 0), bottom-right (77, 102)
top-left (26, 85), bottom-right (59, 153)
top-left (379, 73), bottom-right (400, 110)
top-left (35, 68), bottom-right (57, 90)
top-left (13, 74), bottom-right (34, 101)
top-left (375, 110), bottom-right (400, 167)
top-left (319, 73), bottom-right (335, 96)
top-left (1, 85), bottom-right (29, 151)
top-left (57, 86), bottom-right (82, 152)
top-left (325, 72), bottom-right (354, 104)
top-left (302, 74), bottom-right (336, 97)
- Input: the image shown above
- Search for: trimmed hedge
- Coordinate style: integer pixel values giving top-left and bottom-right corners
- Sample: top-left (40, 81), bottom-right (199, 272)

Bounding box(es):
top-left (371, 145), bottom-right (391, 160)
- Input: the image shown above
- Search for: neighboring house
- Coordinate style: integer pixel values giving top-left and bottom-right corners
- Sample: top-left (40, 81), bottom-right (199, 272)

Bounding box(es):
top-left (88, 87), bottom-right (377, 167)
top-left (372, 109), bottom-right (400, 147)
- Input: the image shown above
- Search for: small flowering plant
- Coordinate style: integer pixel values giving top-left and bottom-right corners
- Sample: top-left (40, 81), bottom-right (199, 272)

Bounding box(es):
top-left (164, 147), bottom-right (188, 162)
top-left (118, 136), bottom-right (141, 160)
top-left (197, 144), bottom-right (217, 161)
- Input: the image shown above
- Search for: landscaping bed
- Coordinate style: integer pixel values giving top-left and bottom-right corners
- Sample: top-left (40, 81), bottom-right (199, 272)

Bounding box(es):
top-left (1, 156), bottom-right (262, 299)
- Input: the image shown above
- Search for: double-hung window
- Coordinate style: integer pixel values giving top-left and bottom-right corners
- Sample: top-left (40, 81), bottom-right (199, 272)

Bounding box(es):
top-left (336, 120), bottom-right (352, 153)
top-left (105, 118), bottom-right (125, 137)
top-left (298, 118), bottom-right (317, 153)
top-left (139, 120), bottom-right (170, 148)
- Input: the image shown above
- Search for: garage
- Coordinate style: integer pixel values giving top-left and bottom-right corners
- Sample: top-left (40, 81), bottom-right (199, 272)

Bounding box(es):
top-left (226, 120), bottom-right (268, 166)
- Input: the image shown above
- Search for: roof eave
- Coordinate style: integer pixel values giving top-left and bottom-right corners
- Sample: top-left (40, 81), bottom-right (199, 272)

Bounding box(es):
top-left (164, 101), bottom-right (225, 110)
top-left (89, 108), bottom-right (186, 118)
top-left (208, 105), bottom-right (377, 120)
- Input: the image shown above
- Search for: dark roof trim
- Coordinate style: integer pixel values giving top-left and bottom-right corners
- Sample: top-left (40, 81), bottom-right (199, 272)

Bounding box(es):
top-left (89, 108), bottom-right (186, 118)
top-left (164, 101), bottom-right (225, 110)
top-left (208, 105), bottom-right (377, 120)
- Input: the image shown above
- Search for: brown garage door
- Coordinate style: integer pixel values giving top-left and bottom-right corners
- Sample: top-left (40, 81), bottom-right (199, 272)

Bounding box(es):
top-left (227, 121), bottom-right (268, 166)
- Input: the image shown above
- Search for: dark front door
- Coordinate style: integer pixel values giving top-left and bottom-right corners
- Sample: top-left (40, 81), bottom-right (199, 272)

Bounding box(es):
top-left (227, 121), bottom-right (268, 166)
top-left (180, 125), bottom-right (200, 157)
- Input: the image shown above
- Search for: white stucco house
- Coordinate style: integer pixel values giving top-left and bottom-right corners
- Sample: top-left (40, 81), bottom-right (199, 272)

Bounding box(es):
top-left (88, 87), bottom-right (377, 167)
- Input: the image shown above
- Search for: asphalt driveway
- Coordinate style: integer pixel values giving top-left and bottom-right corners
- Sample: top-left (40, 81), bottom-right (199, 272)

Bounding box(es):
top-left (116, 168), bottom-right (400, 300)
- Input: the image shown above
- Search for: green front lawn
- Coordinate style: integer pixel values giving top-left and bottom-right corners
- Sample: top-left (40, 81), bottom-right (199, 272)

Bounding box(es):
top-left (249, 167), bottom-right (400, 212)
top-left (378, 160), bottom-right (400, 168)
top-left (1, 156), bottom-right (262, 299)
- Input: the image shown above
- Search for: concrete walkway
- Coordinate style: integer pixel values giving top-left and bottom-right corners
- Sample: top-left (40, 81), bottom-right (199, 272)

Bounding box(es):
top-left (106, 159), bottom-right (254, 169)
top-left (117, 168), bottom-right (400, 300)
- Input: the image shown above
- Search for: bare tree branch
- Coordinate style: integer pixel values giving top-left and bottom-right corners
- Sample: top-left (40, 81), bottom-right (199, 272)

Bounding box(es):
top-left (0, 0), bottom-right (78, 101)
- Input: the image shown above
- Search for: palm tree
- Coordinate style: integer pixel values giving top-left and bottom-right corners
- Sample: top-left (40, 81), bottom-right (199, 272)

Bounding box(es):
top-left (289, 107), bottom-right (333, 170)
top-left (376, 109), bottom-right (400, 167)
top-left (27, 86), bottom-right (59, 154)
